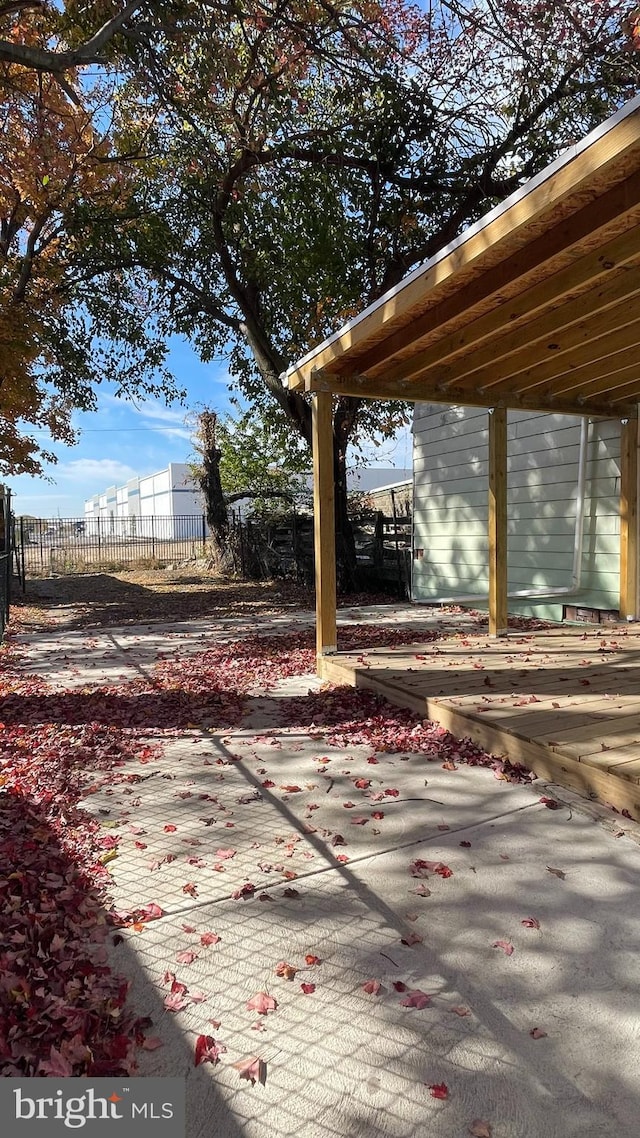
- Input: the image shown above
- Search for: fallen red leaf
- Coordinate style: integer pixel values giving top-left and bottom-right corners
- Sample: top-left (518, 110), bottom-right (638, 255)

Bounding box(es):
top-left (362, 979), bottom-right (381, 995)
top-left (305, 954), bottom-right (321, 966)
top-left (200, 932), bottom-right (221, 946)
top-left (401, 931), bottom-right (423, 946)
top-left (491, 940), bottom-right (514, 956)
top-left (233, 1056), bottom-right (267, 1085)
top-left (521, 917), bottom-right (540, 930)
top-left (175, 949), bottom-right (198, 964)
top-left (410, 859), bottom-right (453, 878)
top-left (300, 982), bottom-right (316, 994)
top-left (469, 1122), bottom-right (492, 1138)
top-left (529, 1027), bottom-right (548, 1039)
top-left (194, 1035), bottom-right (226, 1067)
top-left (232, 882), bottom-right (256, 899)
top-left (246, 993), bottom-right (277, 1015)
top-left (410, 883), bottom-right (431, 897)
top-left (428, 1083), bottom-right (448, 1099)
top-left (400, 989), bottom-right (431, 1009)
top-left (275, 961), bottom-right (297, 980)
top-left (164, 992), bottom-right (188, 1012)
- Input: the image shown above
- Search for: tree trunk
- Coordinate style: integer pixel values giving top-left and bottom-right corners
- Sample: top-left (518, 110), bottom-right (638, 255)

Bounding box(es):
top-left (196, 411), bottom-right (233, 572)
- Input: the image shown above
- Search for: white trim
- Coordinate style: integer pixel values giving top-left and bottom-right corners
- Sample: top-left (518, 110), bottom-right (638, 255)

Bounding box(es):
top-left (285, 94), bottom-right (640, 382)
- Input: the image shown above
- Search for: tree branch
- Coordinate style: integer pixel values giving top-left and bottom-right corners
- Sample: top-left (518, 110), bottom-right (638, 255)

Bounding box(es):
top-left (0, 0), bottom-right (143, 73)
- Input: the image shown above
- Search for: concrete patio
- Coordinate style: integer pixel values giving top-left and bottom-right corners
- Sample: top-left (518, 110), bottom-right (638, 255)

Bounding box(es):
top-left (13, 605), bottom-right (640, 1138)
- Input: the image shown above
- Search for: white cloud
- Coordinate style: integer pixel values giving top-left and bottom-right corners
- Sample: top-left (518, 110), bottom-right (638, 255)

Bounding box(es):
top-left (55, 458), bottom-right (139, 485)
top-left (126, 397), bottom-right (189, 426)
top-left (114, 396), bottom-right (193, 441)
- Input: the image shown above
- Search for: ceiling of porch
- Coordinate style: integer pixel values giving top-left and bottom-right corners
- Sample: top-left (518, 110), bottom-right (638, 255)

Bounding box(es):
top-left (285, 95), bottom-right (640, 420)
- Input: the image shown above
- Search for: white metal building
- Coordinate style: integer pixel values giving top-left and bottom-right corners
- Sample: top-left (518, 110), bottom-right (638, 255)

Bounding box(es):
top-left (84, 463), bottom-right (204, 539)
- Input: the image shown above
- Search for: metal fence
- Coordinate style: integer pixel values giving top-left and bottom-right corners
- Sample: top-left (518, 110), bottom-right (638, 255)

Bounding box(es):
top-left (17, 515), bottom-right (210, 577)
top-left (0, 552), bottom-right (10, 636)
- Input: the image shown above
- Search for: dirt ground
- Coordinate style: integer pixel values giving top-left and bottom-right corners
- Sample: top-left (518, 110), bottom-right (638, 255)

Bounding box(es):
top-left (13, 570), bottom-right (393, 631)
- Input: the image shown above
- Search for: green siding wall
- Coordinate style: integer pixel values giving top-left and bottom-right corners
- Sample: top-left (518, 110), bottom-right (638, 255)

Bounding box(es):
top-left (412, 405), bottom-right (625, 620)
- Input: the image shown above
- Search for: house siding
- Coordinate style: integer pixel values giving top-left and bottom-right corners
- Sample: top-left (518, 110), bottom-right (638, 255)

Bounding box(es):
top-left (412, 405), bottom-right (624, 621)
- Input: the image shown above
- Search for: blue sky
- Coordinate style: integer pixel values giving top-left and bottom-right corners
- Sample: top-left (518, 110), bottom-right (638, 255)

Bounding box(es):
top-left (9, 337), bottom-right (412, 518)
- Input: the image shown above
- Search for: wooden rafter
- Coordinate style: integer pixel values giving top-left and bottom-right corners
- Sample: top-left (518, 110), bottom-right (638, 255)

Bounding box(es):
top-left (286, 99), bottom-right (640, 421)
top-left (362, 206), bottom-right (640, 386)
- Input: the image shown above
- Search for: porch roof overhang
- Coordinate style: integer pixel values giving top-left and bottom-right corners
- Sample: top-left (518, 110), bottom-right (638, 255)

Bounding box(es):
top-left (285, 94), bottom-right (640, 420)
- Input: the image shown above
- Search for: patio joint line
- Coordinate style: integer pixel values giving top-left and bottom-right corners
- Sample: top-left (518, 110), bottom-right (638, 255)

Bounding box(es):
top-left (130, 800), bottom-right (541, 923)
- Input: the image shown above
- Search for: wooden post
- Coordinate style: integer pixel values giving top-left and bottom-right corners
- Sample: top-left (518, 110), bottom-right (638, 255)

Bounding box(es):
top-left (620, 414), bottom-right (638, 621)
top-left (488, 407), bottom-right (508, 637)
top-left (312, 390), bottom-right (337, 666)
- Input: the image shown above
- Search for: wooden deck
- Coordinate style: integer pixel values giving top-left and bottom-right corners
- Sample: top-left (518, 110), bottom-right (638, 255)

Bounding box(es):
top-left (320, 619), bottom-right (640, 821)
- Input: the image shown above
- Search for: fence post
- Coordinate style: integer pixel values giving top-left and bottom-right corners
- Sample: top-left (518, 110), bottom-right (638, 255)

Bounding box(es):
top-left (151, 514), bottom-right (156, 559)
top-left (97, 515), bottom-right (102, 563)
top-left (201, 513), bottom-right (206, 554)
top-left (19, 517), bottom-right (26, 593)
top-left (291, 502), bottom-right (300, 581)
top-left (390, 489), bottom-right (403, 598)
top-left (373, 511), bottom-right (384, 568)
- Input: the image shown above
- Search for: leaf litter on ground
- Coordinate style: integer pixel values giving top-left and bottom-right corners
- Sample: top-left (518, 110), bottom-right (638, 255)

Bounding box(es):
top-left (0, 601), bottom-right (551, 1080)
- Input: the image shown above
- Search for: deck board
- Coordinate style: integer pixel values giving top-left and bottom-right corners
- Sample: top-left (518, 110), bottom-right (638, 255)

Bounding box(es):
top-left (321, 617), bottom-right (640, 819)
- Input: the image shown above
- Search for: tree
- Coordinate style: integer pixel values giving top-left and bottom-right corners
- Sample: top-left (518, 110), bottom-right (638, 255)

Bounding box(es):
top-left (88, 0), bottom-right (638, 585)
top-left (189, 406), bottom-right (309, 566)
top-left (6, 2), bottom-right (640, 578)
top-left (0, 11), bottom-right (183, 474)
top-left (189, 409), bottom-right (231, 568)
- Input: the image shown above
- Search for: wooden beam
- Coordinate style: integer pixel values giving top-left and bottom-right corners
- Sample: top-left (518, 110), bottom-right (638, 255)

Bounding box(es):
top-left (307, 368), bottom-right (633, 419)
top-left (488, 407), bottom-right (508, 637)
top-left (620, 415), bottom-right (638, 621)
top-left (312, 390), bottom-right (337, 665)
